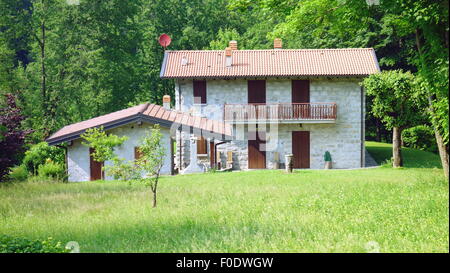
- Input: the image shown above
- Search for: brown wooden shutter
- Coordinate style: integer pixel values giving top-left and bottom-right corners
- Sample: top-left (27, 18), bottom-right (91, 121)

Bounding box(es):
top-left (197, 137), bottom-right (207, 154)
top-left (193, 80), bottom-right (207, 104)
top-left (248, 80), bottom-right (266, 103)
top-left (292, 80), bottom-right (310, 103)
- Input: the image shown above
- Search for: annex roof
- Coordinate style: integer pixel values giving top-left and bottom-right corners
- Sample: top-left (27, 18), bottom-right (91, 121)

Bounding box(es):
top-left (47, 103), bottom-right (232, 145)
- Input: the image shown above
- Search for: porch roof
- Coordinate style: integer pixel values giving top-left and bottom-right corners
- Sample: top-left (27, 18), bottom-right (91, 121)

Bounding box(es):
top-left (46, 103), bottom-right (232, 145)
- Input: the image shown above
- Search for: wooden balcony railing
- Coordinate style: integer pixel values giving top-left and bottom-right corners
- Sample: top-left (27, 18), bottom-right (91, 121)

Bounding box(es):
top-left (223, 103), bottom-right (337, 122)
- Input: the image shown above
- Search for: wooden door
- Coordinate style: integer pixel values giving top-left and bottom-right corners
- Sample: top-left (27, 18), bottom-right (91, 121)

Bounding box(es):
top-left (197, 136), bottom-right (207, 155)
top-left (248, 80), bottom-right (266, 120)
top-left (209, 141), bottom-right (215, 168)
top-left (89, 148), bottom-right (104, 181)
top-left (248, 131), bottom-right (266, 169)
top-left (292, 80), bottom-right (310, 119)
top-left (292, 131), bottom-right (310, 168)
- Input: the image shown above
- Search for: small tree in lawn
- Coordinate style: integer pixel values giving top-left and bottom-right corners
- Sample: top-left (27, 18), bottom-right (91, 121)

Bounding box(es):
top-left (80, 126), bottom-right (127, 179)
top-left (136, 124), bottom-right (166, 208)
top-left (362, 70), bottom-right (425, 167)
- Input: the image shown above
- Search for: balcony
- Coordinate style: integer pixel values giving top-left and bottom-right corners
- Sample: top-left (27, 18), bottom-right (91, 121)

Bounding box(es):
top-left (223, 103), bottom-right (337, 123)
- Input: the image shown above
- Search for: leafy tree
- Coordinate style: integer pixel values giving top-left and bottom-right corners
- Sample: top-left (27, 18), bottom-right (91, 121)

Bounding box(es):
top-left (22, 141), bottom-right (64, 175)
top-left (81, 124), bottom-right (166, 207)
top-left (362, 70), bottom-right (425, 167)
top-left (0, 94), bottom-right (31, 181)
top-left (80, 126), bottom-right (127, 163)
top-left (135, 124), bottom-right (166, 208)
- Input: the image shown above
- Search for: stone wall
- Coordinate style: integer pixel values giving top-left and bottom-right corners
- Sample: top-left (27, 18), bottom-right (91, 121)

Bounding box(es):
top-left (67, 123), bottom-right (172, 182)
top-left (175, 78), bottom-right (364, 170)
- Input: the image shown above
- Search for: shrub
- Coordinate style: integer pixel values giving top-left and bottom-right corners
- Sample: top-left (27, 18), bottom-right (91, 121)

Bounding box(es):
top-left (104, 157), bottom-right (141, 181)
top-left (8, 165), bottom-right (28, 181)
top-left (22, 142), bottom-right (64, 175)
top-left (402, 125), bottom-right (437, 153)
top-left (37, 160), bottom-right (66, 180)
top-left (324, 151), bottom-right (332, 162)
top-left (0, 235), bottom-right (68, 253)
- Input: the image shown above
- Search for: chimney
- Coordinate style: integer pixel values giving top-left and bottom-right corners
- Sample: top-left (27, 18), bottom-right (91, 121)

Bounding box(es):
top-left (163, 95), bottom-right (171, 109)
top-left (225, 47), bottom-right (232, 67)
top-left (229, 40), bottom-right (238, 50)
top-left (181, 56), bottom-right (188, 66)
top-left (274, 38), bottom-right (282, 49)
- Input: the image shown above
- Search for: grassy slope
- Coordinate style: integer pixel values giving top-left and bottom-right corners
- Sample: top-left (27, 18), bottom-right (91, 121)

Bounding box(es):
top-left (366, 141), bottom-right (442, 168)
top-left (0, 142), bottom-right (448, 253)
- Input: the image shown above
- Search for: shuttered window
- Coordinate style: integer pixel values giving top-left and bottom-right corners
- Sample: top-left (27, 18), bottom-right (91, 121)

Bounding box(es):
top-left (193, 80), bottom-right (207, 104)
top-left (197, 137), bottom-right (207, 155)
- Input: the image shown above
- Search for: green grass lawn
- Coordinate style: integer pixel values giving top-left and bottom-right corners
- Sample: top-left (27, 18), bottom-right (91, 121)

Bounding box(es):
top-left (0, 142), bottom-right (448, 253)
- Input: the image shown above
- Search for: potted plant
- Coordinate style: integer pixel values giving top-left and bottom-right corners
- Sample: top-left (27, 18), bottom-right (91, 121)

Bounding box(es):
top-left (324, 151), bottom-right (332, 169)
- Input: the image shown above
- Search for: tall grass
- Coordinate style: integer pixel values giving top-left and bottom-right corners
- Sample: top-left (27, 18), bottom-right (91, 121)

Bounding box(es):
top-left (0, 142), bottom-right (448, 253)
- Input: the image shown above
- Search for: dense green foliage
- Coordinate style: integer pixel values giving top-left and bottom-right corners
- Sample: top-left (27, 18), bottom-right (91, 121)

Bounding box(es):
top-left (0, 142), bottom-right (447, 252)
top-left (37, 160), bottom-right (65, 180)
top-left (402, 125), bottom-right (437, 153)
top-left (7, 165), bottom-right (28, 181)
top-left (22, 142), bottom-right (64, 174)
top-left (362, 70), bottom-right (424, 129)
top-left (81, 126), bottom-right (127, 163)
top-left (0, 234), bottom-right (68, 253)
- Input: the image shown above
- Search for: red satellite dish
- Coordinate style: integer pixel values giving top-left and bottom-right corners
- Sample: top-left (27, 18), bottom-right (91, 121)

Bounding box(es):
top-left (158, 34), bottom-right (171, 49)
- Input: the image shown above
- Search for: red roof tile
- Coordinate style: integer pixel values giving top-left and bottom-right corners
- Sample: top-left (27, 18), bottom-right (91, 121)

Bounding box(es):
top-left (47, 103), bottom-right (232, 144)
top-left (160, 48), bottom-right (380, 79)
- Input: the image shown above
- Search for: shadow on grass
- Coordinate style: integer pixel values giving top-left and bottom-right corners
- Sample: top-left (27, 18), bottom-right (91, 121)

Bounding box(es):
top-left (366, 141), bottom-right (442, 169)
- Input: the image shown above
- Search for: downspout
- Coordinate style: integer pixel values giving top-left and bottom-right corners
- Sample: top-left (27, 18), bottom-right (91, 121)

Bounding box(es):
top-left (177, 81), bottom-right (183, 170)
top-left (361, 86), bottom-right (365, 168)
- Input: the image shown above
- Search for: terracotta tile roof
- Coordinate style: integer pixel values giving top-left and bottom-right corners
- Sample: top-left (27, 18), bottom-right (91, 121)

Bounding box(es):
top-left (47, 103), bottom-right (232, 145)
top-left (160, 48), bottom-right (380, 79)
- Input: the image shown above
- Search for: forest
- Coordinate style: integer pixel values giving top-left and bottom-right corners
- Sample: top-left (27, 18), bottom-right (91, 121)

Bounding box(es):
top-left (0, 0), bottom-right (449, 178)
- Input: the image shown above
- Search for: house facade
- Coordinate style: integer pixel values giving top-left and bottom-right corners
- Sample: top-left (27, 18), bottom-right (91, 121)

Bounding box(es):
top-left (160, 39), bottom-right (380, 170)
top-left (48, 38), bottom-right (380, 181)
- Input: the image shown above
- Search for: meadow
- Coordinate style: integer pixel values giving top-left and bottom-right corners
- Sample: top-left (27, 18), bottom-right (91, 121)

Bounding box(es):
top-left (0, 141), bottom-right (448, 252)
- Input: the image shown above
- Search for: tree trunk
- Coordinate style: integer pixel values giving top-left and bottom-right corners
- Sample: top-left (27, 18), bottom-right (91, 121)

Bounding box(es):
top-left (433, 127), bottom-right (449, 178)
top-left (416, 28), bottom-right (449, 178)
top-left (392, 127), bottom-right (403, 167)
top-left (152, 190), bottom-right (157, 208)
top-left (40, 21), bottom-right (46, 115)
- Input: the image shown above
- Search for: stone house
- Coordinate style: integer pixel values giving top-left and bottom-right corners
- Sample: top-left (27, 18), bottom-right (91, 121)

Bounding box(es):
top-left (160, 39), bottom-right (380, 170)
top-left (47, 38), bottom-right (380, 181)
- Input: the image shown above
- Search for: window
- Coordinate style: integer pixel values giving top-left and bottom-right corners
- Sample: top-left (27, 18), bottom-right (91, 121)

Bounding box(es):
top-left (193, 80), bottom-right (207, 104)
top-left (197, 136), bottom-right (207, 155)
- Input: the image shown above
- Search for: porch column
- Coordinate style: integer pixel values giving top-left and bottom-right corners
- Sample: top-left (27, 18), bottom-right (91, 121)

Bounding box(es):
top-left (181, 134), bottom-right (204, 174)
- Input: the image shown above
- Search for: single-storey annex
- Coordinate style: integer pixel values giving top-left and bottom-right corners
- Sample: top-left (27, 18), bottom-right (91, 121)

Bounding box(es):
top-left (47, 102), bottom-right (232, 181)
